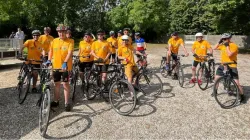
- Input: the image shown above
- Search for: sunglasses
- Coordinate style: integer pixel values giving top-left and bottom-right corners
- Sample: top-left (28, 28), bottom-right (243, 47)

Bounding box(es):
top-left (33, 35), bottom-right (40, 37)
top-left (122, 39), bottom-right (129, 41)
top-left (84, 35), bottom-right (89, 38)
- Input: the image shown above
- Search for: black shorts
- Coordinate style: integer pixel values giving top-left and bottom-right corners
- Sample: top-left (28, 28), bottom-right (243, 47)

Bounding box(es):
top-left (53, 71), bottom-right (69, 82)
top-left (109, 53), bottom-right (116, 59)
top-left (216, 65), bottom-right (239, 79)
top-left (192, 60), bottom-right (201, 67)
top-left (136, 50), bottom-right (145, 58)
top-left (32, 64), bottom-right (41, 72)
top-left (93, 64), bottom-right (108, 72)
top-left (79, 62), bottom-right (93, 72)
top-left (171, 53), bottom-right (178, 61)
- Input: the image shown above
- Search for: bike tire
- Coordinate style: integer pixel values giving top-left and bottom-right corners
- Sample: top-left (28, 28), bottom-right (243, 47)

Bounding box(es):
top-left (177, 64), bottom-right (184, 87)
top-left (137, 71), bottom-right (163, 96)
top-left (39, 88), bottom-right (51, 137)
top-left (213, 77), bottom-right (239, 109)
top-left (197, 66), bottom-right (209, 90)
top-left (18, 72), bottom-right (31, 104)
top-left (86, 72), bottom-right (97, 100)
top-left (109, 79), bottom-right (136, 116)
top-left (160, 60), bottom-right (168, 78)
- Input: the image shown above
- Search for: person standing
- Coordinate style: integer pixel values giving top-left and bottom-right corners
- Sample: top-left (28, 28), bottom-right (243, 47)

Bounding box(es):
top-left (38, 27), bottom-right (54, 61)
top-left (15, 28), bottom-right (25, 51)
top-left (45, 24), bottom-right (74, 112)
top-left (107, 31), bottom-right (118, 63)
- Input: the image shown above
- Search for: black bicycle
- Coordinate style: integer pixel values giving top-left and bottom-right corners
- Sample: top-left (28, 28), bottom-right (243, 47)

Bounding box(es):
top-left (196, 54), bottom-right (215, 90)
top-left (86, 60), bottom-right (137, 115)
top-left (70, 55), bottom-right (90, 102)
top-left (212, 62), bottom-right (240, 109)
top-left (159, 54), bottom-right (186, 87)
top-left (36, 64), bottom-right (52, 137)
top-left (17, 57), bottom-right (43, 104)
top-left (135, 55), bottom-right (163, 96)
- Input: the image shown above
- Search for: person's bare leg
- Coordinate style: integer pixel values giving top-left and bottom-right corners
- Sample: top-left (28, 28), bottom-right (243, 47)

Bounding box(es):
top-left (62, 82), bottom-right (70, 104)
top-left (54, 82), bottom-right (61, 101)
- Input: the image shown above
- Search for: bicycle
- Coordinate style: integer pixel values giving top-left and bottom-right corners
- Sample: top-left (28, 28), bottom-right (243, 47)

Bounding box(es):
top-left (36, 64), bottom-right (53, 137)
top-left (70, 55), bottom-right (90, 102)
top-left (159, 54), bottom-right (186, 87)
top-left (16, 57), bottom-right (43, 104)
top-left (212, 62), bottom-right (240, 109)
top-left (135, 55), bottom-right (163, 96)
top-left (196, 54), bottom-right (215, 90)
top-left (86, 60), bottom-right (137, 115)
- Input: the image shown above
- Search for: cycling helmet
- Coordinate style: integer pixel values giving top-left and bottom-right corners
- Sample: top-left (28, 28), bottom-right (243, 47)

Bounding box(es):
top-left (97, 29), bottom-right (105, 34)
top-left (195, 32), bottom-right (203, 37)
top-left (56, 24), bottom-right (67, 31)
top-left (84, 32), bottom-right (91, 36)
top-left (109, 31), bottom-right (115, 35)
top-left (221, 33), bottom-right (232, 39)
top-left (135, 32), bottom-right (140, 36)
top-left (32, 30), bottom-right (41, 35)
top-left (118, 30), bottom-right (122, 33)
top-left (122, 35), bottom-right (129, 40)
top-left (171, 32), bottom-right (178, 36)
top-left (123, 28), bottom-right (130, 31)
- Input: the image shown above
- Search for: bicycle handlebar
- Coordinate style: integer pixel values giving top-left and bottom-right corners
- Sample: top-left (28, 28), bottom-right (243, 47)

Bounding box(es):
top-left (72, 55), bottom-right (90, 59)
top-left (18, 57), bottom-right (43, 63)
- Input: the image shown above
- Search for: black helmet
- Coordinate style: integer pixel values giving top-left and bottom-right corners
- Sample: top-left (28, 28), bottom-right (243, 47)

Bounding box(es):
top-left (97, 29), bottom-right (105, 34)
top-left (171, 32), bottom-right (178, 36)
top-left (84, 32), bottom-right (91, 36)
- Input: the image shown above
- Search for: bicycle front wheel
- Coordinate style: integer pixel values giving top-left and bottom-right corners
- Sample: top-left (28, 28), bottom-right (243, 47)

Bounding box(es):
top-left (197, 66), bottom-right (209, 90)
top-left (17, 72), bottom-right (31, 104)
top-left (177, 64), bottom-right (184, 87)
top-left (109, 80), bottom-right (136, 116)
top-left (86, 72), bottom-right (98, 100)
top-left (39, 88), bottom-right (51, 137)
top-left (137, 71), bottom-right (163, 96)
top-left (160, 60), bottom-right (168, 78)
top-left (213, 77), bottom-right (240, 109)
top-left (72, 73), bottom-right (83, 102)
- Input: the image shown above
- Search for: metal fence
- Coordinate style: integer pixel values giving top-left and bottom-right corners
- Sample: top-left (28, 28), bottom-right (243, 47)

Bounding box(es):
top-left (0, 38), bottom-right (19, 60)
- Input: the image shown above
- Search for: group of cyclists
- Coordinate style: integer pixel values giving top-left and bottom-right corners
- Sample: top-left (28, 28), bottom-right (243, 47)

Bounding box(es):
top-left (165, 32), bottom-right (245, 103)
top-left (18, 23), bottom-right (246, 112)
top-left (18, 24), bottom-right (147, 112)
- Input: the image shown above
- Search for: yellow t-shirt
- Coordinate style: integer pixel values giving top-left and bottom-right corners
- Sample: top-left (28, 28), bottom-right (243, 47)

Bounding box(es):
top-left (168, 37), bottom-right (184, 54)
top-left (192, 40), bottom-right (211, 62)
top-left (79, 40), bottom-right (94, 62)
top-left (38, 35), bottom-right (54, 53)
top-left (23, 39), bottom-right (44, 64)
top-left (118, 36), bottom-right (132, 48)
top-left (217, 42), bottom-right (238, 68)
top-left (91, 40), bottom-right (111, 64)
top-left (117, 44), bottom-right (136, 66)
top-left (107, 37), bottom-right (118, 54)
top-left (50, 38), bottom-right (74, 70)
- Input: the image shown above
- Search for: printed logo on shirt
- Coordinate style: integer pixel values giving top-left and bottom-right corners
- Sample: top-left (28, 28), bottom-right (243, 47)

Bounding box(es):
top-left (62, 46), bottom-right (67, 51)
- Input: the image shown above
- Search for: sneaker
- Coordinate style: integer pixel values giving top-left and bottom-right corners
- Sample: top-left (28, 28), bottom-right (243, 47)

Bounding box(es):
top-left (65, 103), bottom-right (71, 112)
top-left (240, 94), bottom-right (247, 104)
top-left (165, 64), bottom-right (170, 70)
top-left (133, 85), bottom-right (140, 92)
top-left (189, 78), bottom-right (197, 84)
top-left (32, 88), bottom-right (38, 93)
top-left (198, 79), bottom-right (202, 85)
top-left (51, 101), bottom-right (59, 107)
top-left (172, 73), bottom-right (178, 80)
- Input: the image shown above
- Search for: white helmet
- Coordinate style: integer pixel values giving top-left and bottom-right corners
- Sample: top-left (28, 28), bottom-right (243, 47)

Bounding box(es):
top-left (122, 35), bottom-right (129, 40)
top-left (195, 32), bottom-right (203, 37)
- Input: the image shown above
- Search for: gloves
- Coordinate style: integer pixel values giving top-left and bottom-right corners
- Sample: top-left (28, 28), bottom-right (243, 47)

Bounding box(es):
top-left (193, 53), bottom-right (198, 58)
top-left (223, 42), bottom-right (229, 47)
top-left (44, 60), bottom-right (51, 66)
top-left (62, 62), bottom-right (67, 69)
top-left (218, 38), bottom-right (223, 44)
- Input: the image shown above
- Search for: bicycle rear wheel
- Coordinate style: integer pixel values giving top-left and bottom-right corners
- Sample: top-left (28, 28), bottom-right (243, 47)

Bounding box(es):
top-left (213, 77), bottom-right (240, 109)
top-left (177, 64), bottom-right (184, 87)
top-left (17, 72), bottom-right (31, 104)
top-left (86, 72), bottom-right (97, 100)
top-left (197, 66), bottom-right (209, 90)
top-left (109, 80), bottom-right (136, 116)
top-left (39, 88), bottom-right (51, 137)
top-left (160, 59), bottom-right (168, 78)
top-left (137, 71), bottom-right (163, 96)
top-left (71, 73), bottom-right (84, 102)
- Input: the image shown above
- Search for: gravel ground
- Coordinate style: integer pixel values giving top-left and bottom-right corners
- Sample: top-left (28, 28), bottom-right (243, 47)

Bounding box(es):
top-left (0, 44), bottom-right (250, 139)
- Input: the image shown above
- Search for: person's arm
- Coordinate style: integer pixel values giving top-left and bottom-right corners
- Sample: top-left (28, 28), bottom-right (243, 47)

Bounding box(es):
top-left (64, 43), bottom-right (74, 63)
top-left (181, 43), bottom-right (189, 56)
top-left (48, 42), bottom-right (53, 61)
top-left (224, 42), bottom-right (236, 57)
top-left (144, 42), bottom-right (147, 50)
top-left (208, 48), bottom-right (213, 55)
top-left (19, 40), bottom-right (28, 54)
top-left (104, 44), bottom-right (111, 62)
